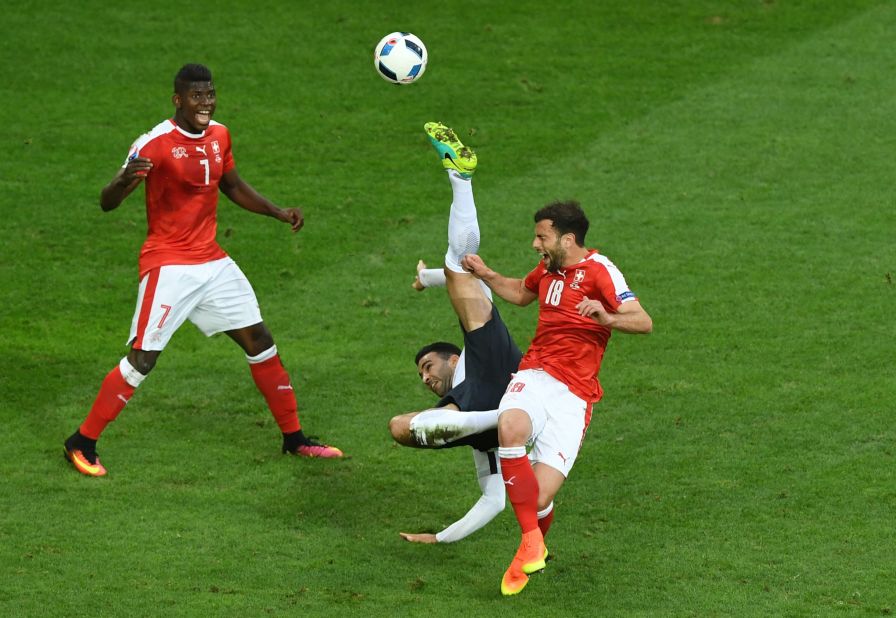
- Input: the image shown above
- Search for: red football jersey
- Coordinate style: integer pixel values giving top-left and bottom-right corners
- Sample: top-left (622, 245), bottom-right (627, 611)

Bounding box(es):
top-left (518, 250), bottom-right (638, 403)
top-left (124, 119), bottom-right (235, 277)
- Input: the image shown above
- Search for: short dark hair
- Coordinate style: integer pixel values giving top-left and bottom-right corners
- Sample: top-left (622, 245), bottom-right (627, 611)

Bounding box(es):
top-left (534, 200), bottom-right (589, 246)
top-left (174, 63), bottom-right (213, 93)
top-left (415, 341), bottom-right (461, 365)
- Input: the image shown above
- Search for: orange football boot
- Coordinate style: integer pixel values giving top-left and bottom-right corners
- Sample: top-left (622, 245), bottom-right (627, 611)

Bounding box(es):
top-left (64, 446), bottom-right (107, 477)
top-left (500, 529), bottom-right (548, 596)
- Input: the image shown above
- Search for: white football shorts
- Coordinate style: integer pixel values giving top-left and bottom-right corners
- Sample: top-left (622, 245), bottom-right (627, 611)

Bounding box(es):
top-left (498, 368), bottom-right (592, 477)
top-left (127, 257), bottom-right (263, 351)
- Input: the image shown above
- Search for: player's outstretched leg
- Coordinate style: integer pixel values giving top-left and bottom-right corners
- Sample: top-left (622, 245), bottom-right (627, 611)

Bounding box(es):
top-left (244, 344), bottom-right (344, 459)
top-left (424, 122), bottom-right (477, 178)
top-left (64, 357), bottom-right (147, 477)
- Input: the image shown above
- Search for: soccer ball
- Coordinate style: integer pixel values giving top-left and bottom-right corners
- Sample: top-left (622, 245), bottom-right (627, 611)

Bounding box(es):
top-left (374, 32), bottom-right (428, 84)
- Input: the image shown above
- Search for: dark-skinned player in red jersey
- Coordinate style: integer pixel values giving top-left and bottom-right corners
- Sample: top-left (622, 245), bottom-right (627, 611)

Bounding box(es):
top-left (64, 64), bottom-right (342, 477)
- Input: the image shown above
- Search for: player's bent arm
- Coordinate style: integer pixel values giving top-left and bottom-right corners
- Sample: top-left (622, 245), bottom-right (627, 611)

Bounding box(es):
top-left (100, 161), bottom-right (149, 211)
top-left (460, 254), bottom-right (537, 306)
top-left (219, 168), bottom-right (304, 231)
top-left (485, 275), bottom-right (537, 307)
top-left (389, 404), bottom-right (462, 447)
top-left (435, 451), bottom-right (505, 543)
top-left (607, 300), bottom-right (653, 334)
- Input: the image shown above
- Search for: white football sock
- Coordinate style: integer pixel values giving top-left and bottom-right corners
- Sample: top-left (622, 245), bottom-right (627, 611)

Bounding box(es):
top-left (246, 345), bottom-right (278, 364)
top-left (498, 446), bottom-right (527, 460)
top-left (409, 408), bottom-right (500, 447)
top-left (444, 172), bottom-right (479, 273)
top-left (118, 357), bottom-right (147, 388)
top-left (417, 268), bottom-right (447, 288)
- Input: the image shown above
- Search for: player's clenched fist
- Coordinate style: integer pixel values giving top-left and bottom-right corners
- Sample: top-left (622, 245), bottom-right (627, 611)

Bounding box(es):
top-left (124, 156), bottom-right (153, 182)
top-left (460, 253), bottom-right (492, 279)
top-left (280, 207), bottom-right (304, 232)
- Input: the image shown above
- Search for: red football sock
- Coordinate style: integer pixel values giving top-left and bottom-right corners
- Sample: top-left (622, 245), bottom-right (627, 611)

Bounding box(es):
top-left (80, 366), bottom-right (136, 440)
top-left (538, 508), bottom-right (555, 538)
top-left (500, 453), bottom-right (540, 533)
top-left (249, 355), bottom-right (301, 434)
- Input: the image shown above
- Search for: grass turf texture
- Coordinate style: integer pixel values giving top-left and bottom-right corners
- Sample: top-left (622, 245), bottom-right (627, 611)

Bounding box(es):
top-left (1, 1), bottom-right (894, 615)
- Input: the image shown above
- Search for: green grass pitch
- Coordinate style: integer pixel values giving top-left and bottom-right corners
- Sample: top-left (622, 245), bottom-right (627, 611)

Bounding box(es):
top-left (1, 1), bottom-right (894, 615)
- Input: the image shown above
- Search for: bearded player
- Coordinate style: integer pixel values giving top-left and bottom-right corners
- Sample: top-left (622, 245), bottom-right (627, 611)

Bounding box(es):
top-left (462, 202), bottom-right (653, 595)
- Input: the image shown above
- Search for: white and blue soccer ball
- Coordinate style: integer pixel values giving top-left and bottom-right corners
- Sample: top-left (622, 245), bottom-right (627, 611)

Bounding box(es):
top-left (374, 32), bottom-right (427, 84)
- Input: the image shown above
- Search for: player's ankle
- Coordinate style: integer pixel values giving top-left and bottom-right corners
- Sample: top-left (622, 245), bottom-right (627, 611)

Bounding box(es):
top-left (282, 429), bottom-right (308, 451)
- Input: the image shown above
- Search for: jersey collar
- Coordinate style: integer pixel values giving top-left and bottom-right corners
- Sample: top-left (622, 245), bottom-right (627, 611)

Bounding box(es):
top-left (169, 118), bottom-right (206, 139)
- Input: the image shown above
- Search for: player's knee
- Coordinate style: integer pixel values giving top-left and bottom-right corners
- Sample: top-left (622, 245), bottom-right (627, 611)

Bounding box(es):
top-left (497, 409), bottom-right (530, 446)
top-left (128, 349), bottom-right (158, 375)
top-left (244, 323), bottom-right (275, 356)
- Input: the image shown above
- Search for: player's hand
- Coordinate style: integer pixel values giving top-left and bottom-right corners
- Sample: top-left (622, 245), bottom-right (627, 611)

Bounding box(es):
top-left (122, 156), bottom-right (153, 182)
top-left (399, 532), bottom-right (438, 544)
top-left (412, 259), bottom-right (427, 291)
top-left (460, 254), bottom-right (492, 280)
top-left (577, 296), bottom-right (614, 326)
top-left (281, 207), bottom-right (304, 232)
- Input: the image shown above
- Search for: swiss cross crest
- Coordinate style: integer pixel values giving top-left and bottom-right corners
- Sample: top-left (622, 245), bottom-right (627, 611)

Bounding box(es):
top-left (171, 146), bottom-right (188, 159)
top-left (211, 140), bottom-right (220, 154)
top-left (570, 269), bottom-right (586, 289)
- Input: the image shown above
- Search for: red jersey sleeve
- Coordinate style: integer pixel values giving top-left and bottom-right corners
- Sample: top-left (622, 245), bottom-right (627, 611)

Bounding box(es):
top-left (524, 263), bottom-right (546, 293)
top-left (221, 129), bottom-right (235, 173)
top-left (585, 254), bottom-right (638, 313)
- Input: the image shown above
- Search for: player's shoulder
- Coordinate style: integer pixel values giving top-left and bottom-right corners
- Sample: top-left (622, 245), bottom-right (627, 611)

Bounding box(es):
top-left (130, 119), bottom-right (177, 152)
top-left (526, 260), bottom-right (549, 280)
top-left (207, 120), bottom-right (230, 135)
top-left (583, 249), bottom-right (621, 273)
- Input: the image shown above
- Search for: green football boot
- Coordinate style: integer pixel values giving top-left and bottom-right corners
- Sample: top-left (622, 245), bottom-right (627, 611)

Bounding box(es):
top-left (424, 122), bottom-right (477, 178)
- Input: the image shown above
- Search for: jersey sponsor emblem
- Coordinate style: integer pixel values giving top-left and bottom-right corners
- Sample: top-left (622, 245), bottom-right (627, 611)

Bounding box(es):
top-left (504, 476), bottom-right (516, 486)
top-left (195, 145), bottom-right (207, 156)
top-left (171, 146), bottom-right (188, 159)
top-left (570, 268), bottom-right (586, 290)
top-left (507, 382), bottom-right (525, 394)
top-left (617, 290), bottom-right (636, 302)
top-left (211, 140), bottom-right (220, 154)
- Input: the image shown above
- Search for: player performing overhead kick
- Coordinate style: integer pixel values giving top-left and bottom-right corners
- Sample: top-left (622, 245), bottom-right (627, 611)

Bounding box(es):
top-left (389, 123), bottom-right (551, 544)
top-left (64, 63), bottom-right (342, 477)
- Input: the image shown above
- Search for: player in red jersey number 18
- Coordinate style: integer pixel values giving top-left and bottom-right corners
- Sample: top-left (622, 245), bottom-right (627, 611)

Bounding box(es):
top-left (462, 201), bottom-right (653, 595)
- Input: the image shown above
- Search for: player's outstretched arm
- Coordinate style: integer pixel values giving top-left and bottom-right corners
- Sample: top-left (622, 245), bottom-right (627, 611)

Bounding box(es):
top-left (390, 407), bottom-right (499, 448)
top-left (413, 260), bottom-right (447, 291)
top-left (100, 158), bottom-right (152, 211)
top-left (400, 450), bottom-right (505, 544)
top-left (219, 168), bottom-right (304, 232)
top-left (460, 254), bottom-right (536, 307)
